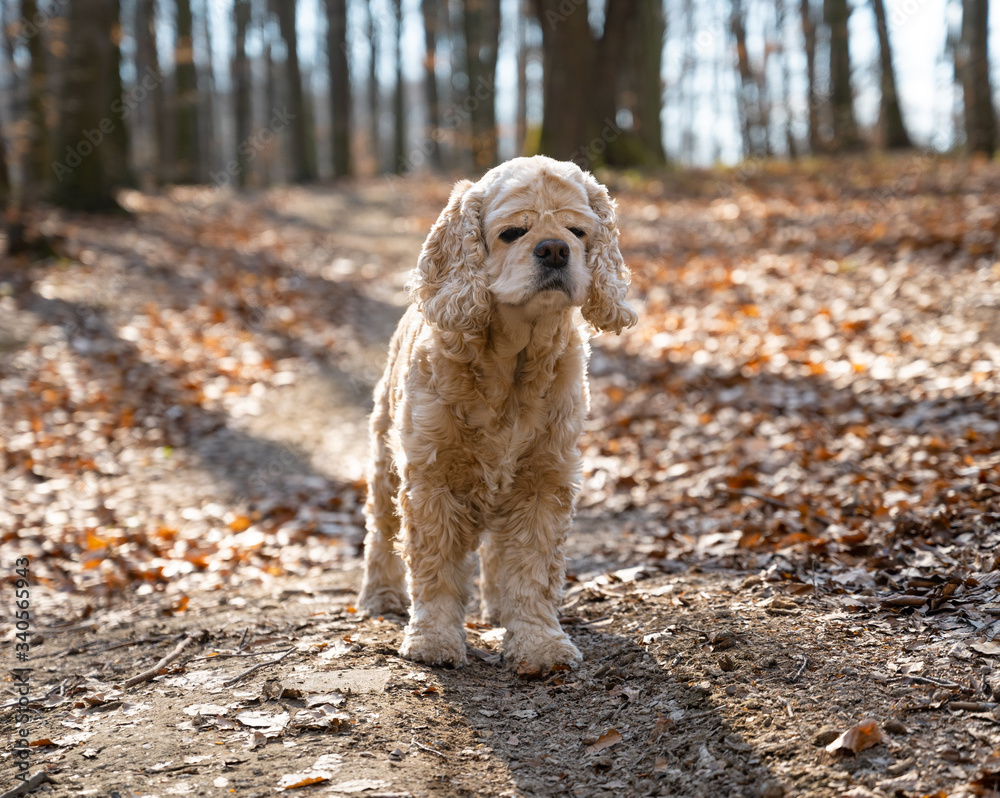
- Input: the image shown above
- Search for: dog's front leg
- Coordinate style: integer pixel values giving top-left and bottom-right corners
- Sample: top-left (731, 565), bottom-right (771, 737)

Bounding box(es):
top-left (397, 480), bottom-right (477, 667)
top-left (488, 480), bottom-right (582, 672)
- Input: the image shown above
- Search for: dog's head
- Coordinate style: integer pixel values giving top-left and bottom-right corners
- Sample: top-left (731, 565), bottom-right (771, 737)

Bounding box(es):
top-left (408, 156), bottom-right (638, 335)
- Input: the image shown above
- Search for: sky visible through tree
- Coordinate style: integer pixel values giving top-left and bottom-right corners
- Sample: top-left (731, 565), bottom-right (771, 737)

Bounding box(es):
top-left (177, 0), bottom-right (1000, 166)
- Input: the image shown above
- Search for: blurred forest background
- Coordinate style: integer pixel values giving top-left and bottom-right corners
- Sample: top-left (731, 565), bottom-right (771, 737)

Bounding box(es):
top-left (0, 0), bottom-right (997, 218)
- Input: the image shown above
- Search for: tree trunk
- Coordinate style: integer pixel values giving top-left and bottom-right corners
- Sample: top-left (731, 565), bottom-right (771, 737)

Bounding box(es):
top-left (871, 0), bottom-right (911, 149)
top-left (532, 0), bottom-right (637, 165)
top-left (0, 0), bottom-right (18, 246)
top-left (273, 0), bottom-right (317, 182)
top-left (22, 0), bottom-right (51, 193)
top-left (196, 0), bottom-right (217, 178)
top-left (134, 0), bottom-right (163, 188)
top-left (51, 0), bottom-right (130, 210)
top-left (421, 0), bottom-right (443, 170)
top-left (368, 4), bottom-right (381, 171)
top-left (515, 4), bottom-right (528, 157)
top-left (533, 0), bottom-right (595, 161)
top-left (326, 0), bottom-right (352, 177)
top-left (262, 12), bottom-right (278, 185)
top-left (233, 0), bottom-right (252, 187)
top-left (392, 0), bottom-right (406, 173)
top-left (620, 0), bottom-right (666, 166)
top-left (461, 0), bottom-right (500, 168)
top-left (959, 0), bottom-right (996, 155)
top-left (777, 0), bottom-right (797, 157)
top-left (800, 0), bottom-right (820, 153)
top-left (0, 112), bottom-right (8, 206)
top-left (173, 0), bottom-right (200, 183)
top-left (824, 0), bottom-right (861, 151)
top-left (731, 0), bottom-right (755, 156)
top-left (274, 0), bottom-right (316, 182)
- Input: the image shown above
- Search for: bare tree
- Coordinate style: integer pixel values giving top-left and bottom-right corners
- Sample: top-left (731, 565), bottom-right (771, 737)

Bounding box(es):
top-left (262, 2), bottom-right (279, 185)
top-left (233, 0), bottom-right (252, 186)
top-left (367, 3), bottom-right (381, 171)
top-left (134, 0), bottom-right (163, 188)
top-left (777, 0), bottom-right (798, 156)
top-left (461, 0), bottom-right (501, 167)
top-left (621, 0), bottom-right (667, 165)
top-left (800, 0), bottom-right (820, 152)
top-left (0, 104), bottom-right (8, 207)
top-left (326, 0), bottom-right (352, 177)
top-left (173, 0), bottom-right (201, 182)
top-left (51, 0), bottom-right (130, 210)
top-left (420, 0), bottom-right (444, 169)
top-left (824, 0), bottom-right (862, 150)
top-left (392, 0), bottom-right (405, 173)
top-left (196, 0), bottom-right (217, 177)
top-left (731, 0), bottom-right (760, 156)
top-left (871, 0), bottom-right (911, 149)
top-left (958, 0), bottom-right (996, 155)
top-left (515, 6), bottom-right (529, 157)
top-left (21, 0), bottom-right (50, 192)
top-left (272, 0), bottom-right (317, 181)
top-left (531, 0), bottom-right (637, 164)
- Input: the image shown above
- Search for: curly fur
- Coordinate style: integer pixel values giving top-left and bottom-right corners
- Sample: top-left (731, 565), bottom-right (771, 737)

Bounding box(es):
top-left (358, 156), bottom-right (637, 670)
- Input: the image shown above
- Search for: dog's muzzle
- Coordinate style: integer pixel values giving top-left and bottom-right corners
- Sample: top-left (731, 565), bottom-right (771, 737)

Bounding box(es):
top-left (534, 238), bottom-right (573, 295)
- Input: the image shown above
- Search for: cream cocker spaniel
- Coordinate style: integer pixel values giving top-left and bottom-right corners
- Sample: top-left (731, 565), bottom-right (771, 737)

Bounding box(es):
top-left (358, 156), bottom-right (637, 671)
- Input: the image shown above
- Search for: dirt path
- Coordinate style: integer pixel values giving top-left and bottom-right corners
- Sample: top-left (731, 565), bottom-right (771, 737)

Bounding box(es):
top-left (3, 160), bottom-right (1000, 797)
top-left (6, 565), bottom-right (999, 798)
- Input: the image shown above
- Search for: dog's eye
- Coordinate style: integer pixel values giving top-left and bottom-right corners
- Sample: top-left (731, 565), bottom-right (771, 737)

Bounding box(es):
top-left (499, 227), bottom-right (528, 243)
top-left (569, 227), bottom-right (586, 238)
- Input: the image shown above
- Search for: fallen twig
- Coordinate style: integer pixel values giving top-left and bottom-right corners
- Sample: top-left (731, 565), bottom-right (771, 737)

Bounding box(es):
top-left (188, 647), bottom-right (295, 663)
top-left (574, 616), bottom-right (612, 627)
top-left (948, 701), bottom-right (998, 712)
top-left (223, 646), bottom-right (295, 687)
top-left (900, 675), bottom-right (961, 690)
top-left (122, 635), bottom-right (195, 689)
top-left (0, 771), bottom-right (56, 798)
top-left (789, 655), bottom-right (808, 683)
top-left (411, 738), bottom-right (449, 759)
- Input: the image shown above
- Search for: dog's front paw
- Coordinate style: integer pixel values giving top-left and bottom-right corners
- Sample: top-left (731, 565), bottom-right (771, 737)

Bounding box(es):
top-left (357, 585), bottom-right (409, 618)
top-left (399, 628), bottom-right (468, 668)
top-left (503, 628), bottom-right (582, 673)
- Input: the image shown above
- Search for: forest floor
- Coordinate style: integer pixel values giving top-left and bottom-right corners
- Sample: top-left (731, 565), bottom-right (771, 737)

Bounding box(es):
top-left (2, 155), bottom-right (1000, 798)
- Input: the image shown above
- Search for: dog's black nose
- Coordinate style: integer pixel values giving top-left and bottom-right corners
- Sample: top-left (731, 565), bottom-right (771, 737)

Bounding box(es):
top-left (533, 238), bottom-right (570, 268)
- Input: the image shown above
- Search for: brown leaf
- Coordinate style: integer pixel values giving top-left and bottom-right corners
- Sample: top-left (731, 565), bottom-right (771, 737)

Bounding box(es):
top-left (585, 728), bottom-right (622, 753)
top-left (824, 718), bottom-right (886, 755)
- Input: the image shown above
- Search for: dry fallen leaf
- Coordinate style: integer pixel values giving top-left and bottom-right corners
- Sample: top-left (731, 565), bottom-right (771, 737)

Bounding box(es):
top-left (290, 705), bottom-right (351, 731)
top-left (326, 778), bottom-right (392, 794)
top-left (585, 728), bottom-right (623, 753)
top-left (824, 718), bottom-right (886, 755)
top-left (278, 773), bottom-right (330, 790)
top-left (183, 703), bottom-right (228, 716)
top-left (971, 642), bottom-right (1000, 657)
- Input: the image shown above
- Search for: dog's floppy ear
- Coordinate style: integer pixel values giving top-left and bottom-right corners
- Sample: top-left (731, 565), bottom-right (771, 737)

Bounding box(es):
top-left (407, 179), bottom-right (491, 333)
top-left (581, 173), bottom-right (638, 335)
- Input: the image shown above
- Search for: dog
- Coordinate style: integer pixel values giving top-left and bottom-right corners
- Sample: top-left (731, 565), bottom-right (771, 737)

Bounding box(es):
top-left (357, 156), bottom-right (637, 670)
